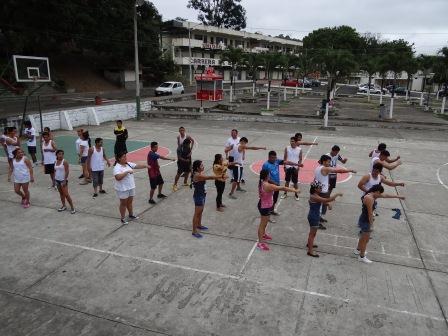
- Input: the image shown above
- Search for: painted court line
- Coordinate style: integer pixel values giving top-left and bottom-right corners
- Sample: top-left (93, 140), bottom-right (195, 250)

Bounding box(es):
top-left (436, 163), bottom-right (448, 190)
top-left (6, 232), bottom-right (444, 322)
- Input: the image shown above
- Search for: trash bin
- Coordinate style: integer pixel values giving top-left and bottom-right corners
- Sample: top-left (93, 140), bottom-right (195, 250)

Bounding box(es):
top-left (379, 103), bottom-right (386, 119)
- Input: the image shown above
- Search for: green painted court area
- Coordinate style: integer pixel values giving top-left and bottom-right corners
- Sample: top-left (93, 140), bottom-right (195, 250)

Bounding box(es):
top-left (1, 135), bottom-right (150, 164)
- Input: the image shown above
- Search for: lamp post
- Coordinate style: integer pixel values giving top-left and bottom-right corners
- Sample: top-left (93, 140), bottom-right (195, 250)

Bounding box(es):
top-left (134, 0), bottom-right (144, 120)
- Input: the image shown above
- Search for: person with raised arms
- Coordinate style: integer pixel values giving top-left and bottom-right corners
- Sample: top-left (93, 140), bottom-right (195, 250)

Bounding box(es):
top-left (281, 136), bottom-right (304, 201)
top-left (370, 150), bottom-right (402, 172)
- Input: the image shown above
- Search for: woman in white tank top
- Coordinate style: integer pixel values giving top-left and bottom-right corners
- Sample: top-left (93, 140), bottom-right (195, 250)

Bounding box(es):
top-left (12, 148), bottom-right (34, 208)
top-left (87, 138), bottom-right (111, 197)
top-left (41, 132), bottom-right (57, 188)
top-left (54, 150), bottom-right (76, 214)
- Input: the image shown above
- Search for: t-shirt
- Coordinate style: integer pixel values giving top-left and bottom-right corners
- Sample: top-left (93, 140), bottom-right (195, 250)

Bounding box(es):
top-left (113, 162), bottom-right (137, 191)
top-left (262, 159), bottom-right (284, 185)
top-left (79, 140), bottom-right (89, 157)
top-left (25, 127), bottom-right (36, 147)
top-left (225, 137), bottom-right (240, 156)
top-left (75, 138), bottom-right (82, 154)
top-left (327, 152), bottom-right (342, 176)
top-left (147, 151), bottom-right (161, 178)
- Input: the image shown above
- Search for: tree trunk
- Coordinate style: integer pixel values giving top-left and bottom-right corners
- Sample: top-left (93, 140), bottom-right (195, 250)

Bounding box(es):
top-left (420, 76), bottom-right (426, 106)
top-left (267, 79), bottom-right (271, 110)
top-left (441, 96), bottom-right (446, 114)
top-left (380, 78), bottom-right (384, 105)
top-left (367, 75), bottom-right (372, 102)
top-left (230, 68), bottom-right (233, 103)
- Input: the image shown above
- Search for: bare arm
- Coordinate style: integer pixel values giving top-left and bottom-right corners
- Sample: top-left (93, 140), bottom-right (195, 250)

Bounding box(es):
top-left (324, 166), bottom-right (356, 175)
top-left (264, 183), bottom-right (299, 194)
top-left (103, 149), bottom-right (111, 167)
top-left (283, 147), bottom-right (287, 162)
top-left (298, 150), bottom-right (303, 165)
top-left (368, 150), bottom-right (373, 157)
top-left (365, 197), bottom-right (375, 226)
top-left (386, 156), bottom-right (400, 163)
top-left (159, 155), bottom-right (176, 161)
top-left (311, 192), bottom-right (343, 204)
top-left (86, 148), bottom-right (94, 170)
top-left (25, 158), bottom-right (34, 182)
top-left (240, 144), bottom-right (266, 151)
top-left (380, 160), bottom-right (401, 171)
top-left (194, 174), bottom-right (227, 182)
top-left (357, 175), bottom-right (370, 193)
top-left (381, 176), bottom-right (405, 187)
top-left (63, 160), bottom-right (70, 180)
top-left (339, 157), bottom-right (348, 164)
top-left (297, 141), bottom-right (318, 146)
top-left (378, 193), bottom-right (405, 200)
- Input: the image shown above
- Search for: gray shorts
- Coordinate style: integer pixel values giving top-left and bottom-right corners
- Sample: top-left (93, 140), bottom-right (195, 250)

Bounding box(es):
top-left (91, 170), bottom-right (104, 188)
top-left (116, 188), bottom-right (135, 200)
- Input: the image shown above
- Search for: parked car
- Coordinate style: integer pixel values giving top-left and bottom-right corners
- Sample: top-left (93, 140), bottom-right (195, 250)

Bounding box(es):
top-left (358, 84), bottom-right (382, 94)
top-left (281, 78), bottom-right (311, 88)
top-left (310, 79), bottom-right (321, 87)
top-left (154, 81), bottom-right (184, 96)
top-left (392, 87), bottom-right (407, 96)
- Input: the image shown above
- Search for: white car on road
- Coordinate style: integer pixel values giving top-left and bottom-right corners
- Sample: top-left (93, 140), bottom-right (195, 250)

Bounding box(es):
top-left (358, 84), bottom-right (382, 94)
top-left (155, 82), bottom-right (185, 96)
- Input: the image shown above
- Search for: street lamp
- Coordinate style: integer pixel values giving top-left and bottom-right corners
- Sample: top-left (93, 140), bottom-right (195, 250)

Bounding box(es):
top-left (188, 22), bottom-right (202, 86)
top-left (134, 0), bottom-right (145, 120)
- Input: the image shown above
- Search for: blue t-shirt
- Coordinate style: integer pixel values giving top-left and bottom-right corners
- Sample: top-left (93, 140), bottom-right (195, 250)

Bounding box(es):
top-left (261, 159), bottom-right (284, 185)
top-left (147, 151), bottom-right (161, 178)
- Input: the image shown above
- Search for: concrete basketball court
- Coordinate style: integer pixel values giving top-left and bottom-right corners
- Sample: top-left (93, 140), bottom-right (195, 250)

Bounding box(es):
top-left (0, 119), bottom-right (447, 335)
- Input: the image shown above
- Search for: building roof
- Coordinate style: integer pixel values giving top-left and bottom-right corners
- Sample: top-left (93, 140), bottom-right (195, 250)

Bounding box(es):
top-left (164, 20), bottom-right (302, 47)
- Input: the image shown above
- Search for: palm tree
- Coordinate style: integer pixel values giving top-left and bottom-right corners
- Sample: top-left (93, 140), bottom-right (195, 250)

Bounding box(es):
top-left (417, 54), bottom-right (436, 107)
top-left (242, 52), bottom-right (262, 97)
top-left (402, 56), bottom-right (418, 101)
top-left (220, 46), bottom-right (244, 102)
top-left (433, 47), bottom-right (448, 113)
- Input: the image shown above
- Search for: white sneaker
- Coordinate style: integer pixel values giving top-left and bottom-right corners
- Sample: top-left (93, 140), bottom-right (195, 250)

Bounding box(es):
top-left (295, 194), bottom-right (300, 201)
top-left (280, 193), bottom-right (287, 199)
top-left (358, 255), bottom-right (373, 264)
top-left (268, 218), bottom-right (276, 223)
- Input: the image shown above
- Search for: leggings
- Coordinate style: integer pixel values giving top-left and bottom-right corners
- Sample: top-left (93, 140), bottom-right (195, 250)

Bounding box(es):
top-left (215, 180), bottom-right (225, 207)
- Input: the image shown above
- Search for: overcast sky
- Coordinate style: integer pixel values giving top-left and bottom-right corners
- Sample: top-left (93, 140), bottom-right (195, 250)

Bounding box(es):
top-left (151, 0), bottom-right (448, 55)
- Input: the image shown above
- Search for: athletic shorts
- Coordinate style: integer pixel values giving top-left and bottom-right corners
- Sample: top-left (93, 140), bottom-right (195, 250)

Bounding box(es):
top-left (358, 219), bottom-right (372, 233)
top-left (329, 174), bottom-right (337, 189)
top-left (55, 179), bottom-right (68, 188)
top-left (177, 161), bottom-right (191, 174)
top-left (91, 170), bottom-right (104, 188)
top-left (149, 174), bottom-right (164, 189)
top-left (307, 215), bottom-right (320, 228)
top-left (257, 200), bottom-right (271, 216)
top-left (27, 146), bottom-right (37, 154)
top-left (231, 166), bottom-right (243, 183)
top-left (80, 156), bottom-right (88, 164)
top-left (193, 195), bottom-right (206, 207)
top-left (116, 188), bottom-right (135, 199)
top-left (285, 167), bottom-right (299, 184)
top-left (44, 163), bottom-right (55, 174)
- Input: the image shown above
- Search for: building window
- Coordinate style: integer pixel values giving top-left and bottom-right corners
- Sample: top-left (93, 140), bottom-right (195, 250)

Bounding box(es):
top-left (216, 37), bottom-right (224, 45)
top-left (194, 34), bottom-right (203, 40)
top-left (224, 38), bottom-right (228, 45)
top-left (229, 40), bottom-right (233, 46)
top-left (210, 37), bottom-right (214, 44)
top-left (203, 35), bottom-right (207, 43)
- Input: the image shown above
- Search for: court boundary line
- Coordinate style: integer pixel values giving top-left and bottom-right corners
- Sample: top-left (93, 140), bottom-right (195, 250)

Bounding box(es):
top-left (436, 163), bottom-right (448, 190)
top-left (5, 231), bottom-right (444, 323)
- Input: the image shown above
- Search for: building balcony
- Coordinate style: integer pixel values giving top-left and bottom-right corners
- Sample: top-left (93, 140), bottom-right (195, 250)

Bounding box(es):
top-left (172, 38), bottom-right (203, 48)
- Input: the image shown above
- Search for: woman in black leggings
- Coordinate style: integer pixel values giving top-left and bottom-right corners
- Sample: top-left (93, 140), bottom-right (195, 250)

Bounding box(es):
top-left (212, 154), bottom-right (231, 212)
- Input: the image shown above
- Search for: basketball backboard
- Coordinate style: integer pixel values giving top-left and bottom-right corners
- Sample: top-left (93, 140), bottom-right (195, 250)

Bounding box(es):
top-left (13, 55), bottom-right (51, 82)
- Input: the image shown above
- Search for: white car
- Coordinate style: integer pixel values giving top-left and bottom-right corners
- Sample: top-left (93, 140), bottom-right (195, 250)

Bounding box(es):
top-left (154, 81), bottom-right (184, 96)
top-left (358, 85), bottom-right (382, 94)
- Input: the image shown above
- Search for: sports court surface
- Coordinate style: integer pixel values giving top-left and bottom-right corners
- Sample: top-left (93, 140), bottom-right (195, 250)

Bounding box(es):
top-left (0, 119), bottom-right (448, 336)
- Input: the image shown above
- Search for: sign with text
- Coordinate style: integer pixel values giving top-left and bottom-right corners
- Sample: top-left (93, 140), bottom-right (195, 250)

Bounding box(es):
top-left (190, 58), bottom-right (218, 66)
top-left (202, 43), bottom-right (224, 50)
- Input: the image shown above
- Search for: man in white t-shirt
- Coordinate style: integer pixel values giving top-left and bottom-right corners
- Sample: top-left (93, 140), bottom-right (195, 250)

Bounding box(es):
top-left (23, 121), bottom-right (37, 166)
top-left (281, 136), bottom-right (303, 201)
top-left (224, 129), bottom-right (242, 184)
top-left (75, 128), bottom-right (84, 179)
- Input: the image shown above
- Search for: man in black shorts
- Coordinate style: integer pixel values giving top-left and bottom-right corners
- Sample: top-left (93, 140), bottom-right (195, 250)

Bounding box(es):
top-left (327, 145), bottom-right (348, 193)
top-left (173, 138), bottom-right (192, 191)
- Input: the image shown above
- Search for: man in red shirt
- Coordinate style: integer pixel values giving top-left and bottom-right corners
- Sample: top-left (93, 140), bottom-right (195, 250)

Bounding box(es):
top-left (147, 141), bottom-right (175, 204)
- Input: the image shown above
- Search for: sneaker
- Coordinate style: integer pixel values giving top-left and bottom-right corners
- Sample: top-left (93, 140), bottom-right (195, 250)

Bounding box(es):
top-left (183, 183), bottom-right (189, 186)
top-left (271, 210), bottom-right (280, 216)
top-left (236, 187), bottom-right (246, 192)
top-left (353, 249), bottom-right (367, 256)
top-left (241, 179), bottom-right (246, 185)
top-left (79, 181), bottom-right (89, 185)
top-left (318, 224), bottom-right (327, 230)
top-left (307, 252), bottom-right (320, 258)
top-left (358, 255), bottom-right (373, 264)
top-left (128, 215), bottom-right (139, 220)
top-left (23, 203), bottom-right (30, 209)
top-left (216, 207), bottom-right (224, 212)
top-left (148, 199), bottom-right (156, 204)
top-left (228, 194), bottom-right (237, 199)
top-left (58, 206), bottom-right (67, 212)
top-left (257, 242), bottom-right (270, 251)
top-left (198, 225), bottom-right (208, 231)
top-left (157, 193), bottom-right (167, 199)
top-left (172, 184), bottom-right (178, 192)
top-left (220, 204), bottom-right (227, 208)
top-left (78, 174), bottom-right (84, 179)
top-left (295, 194), bottom-right (300, 201)
top-left (21, 198), bottom-right (26, 205)
top-left (262, 233), bottom-right (272, 241)
top-left (70, 209), bottom-right (76, 214)
top-left (192, 232), bottom-right (203, 239)
top-left (268, 218), bottom-right (276, 223)
top-left (92, 193), bottom-right (98, 198)
top-left (99, 190), bottom-right (107, 194)
top-left (280, 193), bottom-right (287, 199)
top-left (320, 217), bottom-right (328, 223)
top-left (121, 218), bottom-right (129, 225)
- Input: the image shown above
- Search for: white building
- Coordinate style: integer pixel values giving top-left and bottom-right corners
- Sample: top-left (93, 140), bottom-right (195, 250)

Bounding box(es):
top-left (161, 20), bottom-right (303, 83)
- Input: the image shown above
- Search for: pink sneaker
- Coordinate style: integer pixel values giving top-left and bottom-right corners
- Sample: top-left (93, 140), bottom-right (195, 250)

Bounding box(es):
top-left (23, 203), bottom-right (30, 209)
top-left (262, 233), bottom-right (272, 241)
top-left (257, 242), bottom-right (270, 251)
top-left (21, 198), bottom-right (26, 205)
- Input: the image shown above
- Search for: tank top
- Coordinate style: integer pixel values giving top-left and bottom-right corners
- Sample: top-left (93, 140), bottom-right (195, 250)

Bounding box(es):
top-left (363, 173), bottom-right (381, 194)
top-left (55, 159), bottom-right (66, 181)
top-left (230, 144), bottom-right (243, 165)
top-left (314, 165), bottom-right (329, 193)
top-left (359, 195), bottom-right (377, 223)
top-left (13, 157), bottom-right (30, 183)
top-left (327, 152), bottom-right (340, 176)
top-left (258, 182), bottom-right (274, 209)
top-left (370, 156), bottom-right (380, 171)
top-left (285, 146), bottom-right (301, 169)
top-left (5, 136), bottom-right (18, 159)
top-left (177, 134), bottom-right (187, 147)
top-left (42, 140), bottom-right (56, 164)
top-left (193, 175), bottom-right (206, 198)
top-left (308, 200), bottom-right (321, 222)
top-left (371, 149), bottom-right (381, 159)
top-left (90, 147), bottom-right (104, 171)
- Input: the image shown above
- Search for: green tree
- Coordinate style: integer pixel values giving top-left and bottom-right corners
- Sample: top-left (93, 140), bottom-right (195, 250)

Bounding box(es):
top-left (242, 52), bottom-right (262, 97)
top-left (402, 56), bottom-right (418, 100)
top-left (187, 0), bottom-right (247, 30)
top-left (359, 34), bottom-right (382, 101)
top-left (260, 52), bottom-right (281, 109)
top-left (220, 46), bottom-right (243, 102)
top-left (417, 54), bottom-right (437, 106)
top-left (433, 47), bottom-right (448, 112)
top-left (303, 26), bottom-right (362, 100)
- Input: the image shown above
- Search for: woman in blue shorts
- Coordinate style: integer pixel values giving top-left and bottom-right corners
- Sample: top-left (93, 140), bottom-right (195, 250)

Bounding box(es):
top-left (191, 160), bottom-right (227, 238)
top-left (355, 184), bottom-right (405, 264)
top-left (307, 181), bottom-right (342, 257)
